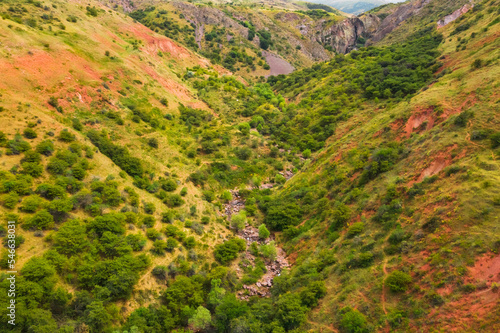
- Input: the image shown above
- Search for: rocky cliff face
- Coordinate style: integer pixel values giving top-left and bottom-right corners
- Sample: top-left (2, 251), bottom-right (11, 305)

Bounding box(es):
top-left (368, 0), bottom-right (431, 43)
top-left (318, 15), bottom-right (380, 54)
top-left (173, 2), bottom-right (250, 40)
top-left (319, 0), bottom-right (439, 53)
top-left (437, 3), bottom-right (474, 28)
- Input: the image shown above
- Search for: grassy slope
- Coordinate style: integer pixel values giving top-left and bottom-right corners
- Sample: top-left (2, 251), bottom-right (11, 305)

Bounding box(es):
top-left (0, 0), bottom-right (235, 315)
top-left (273, 0), bottom-right (500, 331)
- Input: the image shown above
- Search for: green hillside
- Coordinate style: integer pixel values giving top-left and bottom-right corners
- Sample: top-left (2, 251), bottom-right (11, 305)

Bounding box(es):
top-left (0, 0), bottom-right (498, 332)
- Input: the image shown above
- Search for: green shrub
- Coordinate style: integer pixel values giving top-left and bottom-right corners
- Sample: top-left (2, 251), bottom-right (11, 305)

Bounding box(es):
top-left (180, 187), bottom-right (188, 196)
top-left (142, 216), bottom-right (155, 228)
top-left (166, 238), bottom-right (178, 252)
top-left (86, 6), bottom-right (99, 16)
top-left (347, 222), bottom-right (364, 238)
top-left (161, 179), bottom-right (177, 192)
top-left (339, 307), bottom-right (368, 333)
top-left (126, 234), bottom-right (147, 251)
top-left (234, 147), bottom-right (252, 160)
top-left (36, 140), bottom-right (55, 156)
top-left (151, 240), bottom-right (167, 255)
top-left (300, 280), bottom-right (327, 307)
top-left (146, 228), bottom-right (161, 240)
top-left (161, 211), bottom-right (175, 224)
top-left (87, 130), bottom-right (144, 177)
top-left (230, 211), bottom-right (246, 231)
top-left (385, 270), bottom-right (412, 292)
top-left (214, 238), bottom-right (246, 265)
top-left (148, 138), bottom-right (158, 148)
top-left (329, 203), bottom-right (350, 231)
top-left (490, 132), bottom-right (500, 148)
top-left (260, 241), bottom-right (277, 261)
top-left (164, 194), bottom-right (184, 207)
top-left (275, 174), bottom-right (286, 184)
top-left (2, 192), bottom-right (19, 209)
top-left (258, 224), bottom-right (270, 239)
top-left (453, 110), bottom-right (473, 127)
top-left (6, 135), bottom-right (31, 155)
top-left (21, 162), bottom-right (43, 178)
top-left (58, 130), bottom-right (76, 142)
top-left (26, 209), bottom-right (55, 230)
top-left (36, 183), bottom-right (66, 200)
top-left (47, 158), bottom-right (69, 175)
top-left (152, 265), bottom-right (168, 280)
top-left (19, 195), bottom-right (43, 213)
top-left (471, 59), bottom-right (483, 69)
top-left (23, 128), bottom-right (37, 139)
top-left (265, 202), bottom-right (302, 231)
top-left (238, 122), bottom-right (250, 136)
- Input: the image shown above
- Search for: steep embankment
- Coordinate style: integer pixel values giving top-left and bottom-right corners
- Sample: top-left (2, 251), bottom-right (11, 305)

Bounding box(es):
top-left (264, 0), bottom-right (500, 331)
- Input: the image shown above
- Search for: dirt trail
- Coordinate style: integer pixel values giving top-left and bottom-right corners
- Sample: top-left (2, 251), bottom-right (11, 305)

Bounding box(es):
top-left (307, 320), bottom-right (339, 332)
top-left (381, 259), bottom-right (390, 333)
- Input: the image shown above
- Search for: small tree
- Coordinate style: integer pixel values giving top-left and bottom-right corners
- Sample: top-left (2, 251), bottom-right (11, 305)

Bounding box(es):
top-left (385, 270), bottom-right (412, 292)
top-left (258, 224), bottom-right (270, 239)
top-left (340, 307), bottom-right (368, 333)
top-left (188, 306), bottom-right (211, 331)
top-left (275, 174), bottom-right (286, 184)
top-left (221, 190), bottom-right (232, 203)
top-left (147, 138), bottom-right (158, 148)
top-left (231, 211), bottom-right (247, 231)
top-left (23, 128), bottom-right (37, 139)
top-left (238, 122), bottom-right (250, 136)
top-left (260, 241), bottom-right (277, 261)
top-left (26, 209), bottom-right (55, 230)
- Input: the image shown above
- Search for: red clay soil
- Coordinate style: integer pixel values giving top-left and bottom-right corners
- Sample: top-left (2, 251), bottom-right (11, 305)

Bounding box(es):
top-left (0, 49), bottom-right (98, 93)
top-left (414, 144), bottom-right (459, 182)
top-left (468, 253), bottom-right (500, 285)
top-left (423, 253), bottom-right (500, 332)
top-left (124, 24), bottom-right (194, 60)
top-left (471, 31), bottom-right (500, 49)
top-left (404, 107), bottom-right (435, 138)
top-left (417, 157), bottom-right (450, 182)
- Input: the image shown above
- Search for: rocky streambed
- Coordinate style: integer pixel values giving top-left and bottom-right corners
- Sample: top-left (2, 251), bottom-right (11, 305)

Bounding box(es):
top-left (222, 186), bottom-right (291, 299)
top-left (235, 226), bottom-right (289, 299)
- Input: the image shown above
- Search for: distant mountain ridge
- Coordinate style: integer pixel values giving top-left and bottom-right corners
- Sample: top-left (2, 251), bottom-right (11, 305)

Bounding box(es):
top-left (306, 0), bottom-right (407, 14)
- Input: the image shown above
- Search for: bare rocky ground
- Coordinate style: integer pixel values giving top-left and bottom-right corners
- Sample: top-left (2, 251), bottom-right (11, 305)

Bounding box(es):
top-left (235, 226), bottom-right (290, 299)
top-left (221, 185), bottom-right (292, 299)
top-left (262, 50), bottom-right (295, 77)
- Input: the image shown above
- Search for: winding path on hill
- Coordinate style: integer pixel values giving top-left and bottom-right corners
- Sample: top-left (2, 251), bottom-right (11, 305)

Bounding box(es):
top-left (381, 259), bottom-right (390, 333)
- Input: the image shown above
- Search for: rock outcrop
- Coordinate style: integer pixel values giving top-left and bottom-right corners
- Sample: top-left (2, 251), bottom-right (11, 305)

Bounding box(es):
top-left (318, 14), bottom-right (380, 54)
top-left (437, 3), bottom-right (474, 28)
top-left (172, 2), bottom-right (250, 40)
top-left (319, 0), bottom-right (439, 53)
top-left (368, 0), bottom-right (432, 44)
top-left (236, 226), bottom-right (290, 300)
